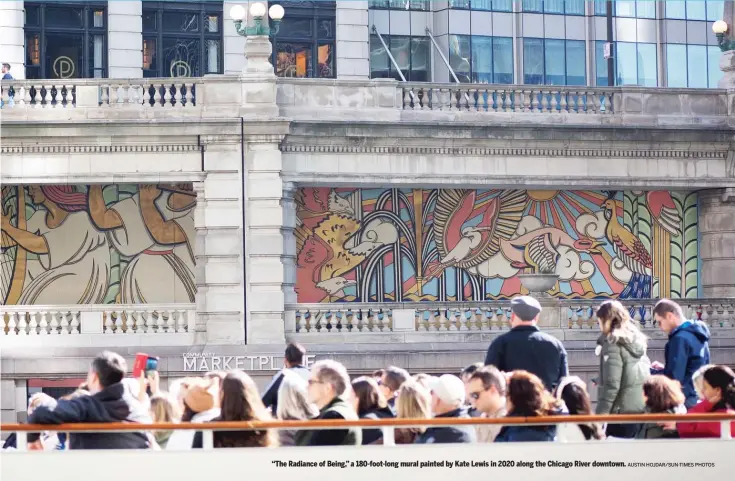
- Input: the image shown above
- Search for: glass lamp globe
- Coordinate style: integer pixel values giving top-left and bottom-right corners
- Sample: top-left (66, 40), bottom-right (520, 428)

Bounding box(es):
top-left (269, 4), bottom-right (285, 21)
top-left (249, 2), bottom-right (267, 18)
top-left (713, 20), bottom-right (729, 35)
top-left (229, 4), bottom-right (246, 21)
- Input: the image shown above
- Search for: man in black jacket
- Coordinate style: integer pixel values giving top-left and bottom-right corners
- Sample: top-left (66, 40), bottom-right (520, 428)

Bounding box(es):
top-left (416, 375), bottom-right (475, 444)
top-left (262, 342), bottom-right (310, 415)
top-left (27, 351), bottom-right (152, 449)
top-left (484, 296), bottom-right (568, 391)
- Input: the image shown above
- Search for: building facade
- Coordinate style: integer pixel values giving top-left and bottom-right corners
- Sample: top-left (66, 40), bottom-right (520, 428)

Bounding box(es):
top-left (2, 1), bottom-right (735, 424)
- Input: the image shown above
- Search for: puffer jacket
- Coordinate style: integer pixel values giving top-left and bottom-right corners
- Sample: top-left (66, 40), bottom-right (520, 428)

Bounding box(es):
top-left (636, 407), bottom-right (683, 439)
top-left (654, 321), bottom-right (711, 408)
top-left (595, 328), bottom-right (650, 415)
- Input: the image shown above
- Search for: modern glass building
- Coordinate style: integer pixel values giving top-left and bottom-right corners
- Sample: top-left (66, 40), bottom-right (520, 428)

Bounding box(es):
top-left (0, 1), bottom-right (725, 87)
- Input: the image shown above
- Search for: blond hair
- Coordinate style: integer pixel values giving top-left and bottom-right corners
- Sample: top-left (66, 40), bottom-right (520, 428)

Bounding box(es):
top-left (150, 393), bottom-right (181, 423)
top-left (396, 380), bottom-right (431, 433)
top-left (692, 364), bottom-right (716, 399)
top-left (596, 299), bottom-right (647, 346)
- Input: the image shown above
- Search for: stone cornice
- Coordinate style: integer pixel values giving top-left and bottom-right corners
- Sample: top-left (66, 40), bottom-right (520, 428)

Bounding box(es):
top-left (1, 144), bottom-right (201, 154)
top-left (281, 143), bottom-right (727, 159)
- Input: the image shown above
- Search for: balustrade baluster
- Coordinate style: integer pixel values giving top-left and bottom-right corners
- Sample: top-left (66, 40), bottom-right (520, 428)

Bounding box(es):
top-left (297, 311), bottom-right (307, 333)
top-left (722, 306), bottom-right (732, 328)
top-left (8, 313), bottom-right (17, 335)
top-left (173, 84), bottom-right (183, 107)
top-left (70, 312), bottom-right (80, 334)
top-left (28, 312), bottom-right (38, 336)
top-left (18, 313), bottom-right (28, 336)
top-left (59, 312), bottom-right (70, 335)
top-left (701, 305), bottom-right (710, 327)
top-left (38, 311), bottom-right (48, 335)
top-left (559, 90), bottom-right (568, 113)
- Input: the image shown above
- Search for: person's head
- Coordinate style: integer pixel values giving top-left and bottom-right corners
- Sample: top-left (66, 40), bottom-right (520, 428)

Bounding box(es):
top-left (182, 377), bottom-right (219, 420)
top-left (554, 377), bottom-right (604, 440)
top-left (27, 185), bottom-right (87, 212)
top-left (220, 371), bottom-right (270, 421)
top-left (428, 374), bottom-right (465, 416)
top-left (380, 366), bottom-right (410, 402)
top-left (86, 351), bottom-right (126, 394)
top-left (412, 373), bottom-right (432, 390)
top-left (460, 362), bottom-right (483, 384)
top-left (506, 370), bottom-right (560, 416)
top-left (396, 380), bottom-right (431, 432)
top-left (150, 393), bottom-right (181, 423)
top-left (468, 366), bottom-right (506, 415)
top-left (372, 369), bottom-right (385, 382)
top-left (284, 342), bottom-right (305, 368)
top-left (308, 360), bottom-right (350, 409)
top-left (509, 296), bottom-right (542, 327)
top-left (2, 63), bottom-right (9, 74)
top-left (352, 376), bottom-right (388, 416)
top-left (652, 299), bottom-right (686, 334)
top-left (701, 365), bottom-right (735, 408)
top-left (277, 369), bottom-right (318, 421)
top-left (596, 300), bottom-right (632, 335)
top-left (642, 375), bottom-right (686, 413)
top-left (692, 364), bottom-right (716, 399)
top-left (204, 371), bottom-right (226, 383)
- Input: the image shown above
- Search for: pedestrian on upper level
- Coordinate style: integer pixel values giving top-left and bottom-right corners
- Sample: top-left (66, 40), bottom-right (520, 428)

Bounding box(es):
top-left (262, 342), bottom-right (310, 416)
top-left (1, 63), bottom-right (12, 80)
top-left (594, 300), bottom-right (650, 438)
top-left (415, 374), bottom-right (476, 444)
top-left (298, 360), bottom-right (361, 446)
top-left (651, 299), bottom-right (711, 409)
top-left (677, 365), bottom-right (735, 438)
top-left (379, 366), bottom-right (410, 414)
top-left (484, 296), bottom-right (568, 391)
top-left (26, 351), bottom-right (152, 450)
top-left (1, 63), bottom-right (14, 109)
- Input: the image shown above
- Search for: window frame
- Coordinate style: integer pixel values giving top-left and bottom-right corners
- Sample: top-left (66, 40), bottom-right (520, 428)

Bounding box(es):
top-left (447, 0), bottom-right (512, 12)
top-left (270, 1), bottom-right (336, 79)
top-left (449, 34), bottom-right (514, 84)
top-left (596, 40), bottom-right (658, 87)
top-left (523, 37), bottom-right (586, 86)
top-left (368, 0), bottom-right (431, 11)
top-left (522, 0), bottom-right (585, 16)
top-left (664, 0), bottom-right (722, 21)
top-left (594, 0), bottom-right (656, 18)
top-left (369, 34), bottom-right (432, 82)
top-left (24, 2), bottom-right (108, 79)
top-left (666, 43), bottom-right (724, 88)
top-left (141, 1), bottom-right (223, 79)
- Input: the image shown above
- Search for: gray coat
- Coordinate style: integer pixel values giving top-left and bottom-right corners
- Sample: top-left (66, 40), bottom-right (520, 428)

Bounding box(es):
top-left (595, 329), bottom-right (650, 415)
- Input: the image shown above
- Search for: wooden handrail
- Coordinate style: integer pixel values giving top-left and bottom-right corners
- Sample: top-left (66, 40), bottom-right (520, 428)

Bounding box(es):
top-left (2, 413), bottom-right (735, 433)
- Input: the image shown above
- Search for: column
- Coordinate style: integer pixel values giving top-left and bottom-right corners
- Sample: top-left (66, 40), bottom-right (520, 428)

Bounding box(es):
top-left (196, 137), bottom-right (248, 345)
top-left (336, 0), bottom-right (369, 79)
top-left (282, 182), bottom-right (298, 333)
top-left (224, 1), bottom-right (248, 73)
top-left (0, 1), bottom-right (24, 79)
top-left (108, 0), bottom-right (143, 78)
top-left (246, 135), bottom-right (290, 344)
top-left (699, 189), bottom-right (735, 297)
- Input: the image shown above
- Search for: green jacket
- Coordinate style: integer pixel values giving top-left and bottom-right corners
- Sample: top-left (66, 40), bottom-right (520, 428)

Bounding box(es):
top-left (635, 408), bottom-right (680, 439)
top-left (595, 329), bottom-right (650, 415)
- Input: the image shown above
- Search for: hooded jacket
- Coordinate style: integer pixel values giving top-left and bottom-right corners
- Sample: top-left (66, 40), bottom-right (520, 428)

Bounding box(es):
top-left (636, 407), bottom-right (683, 439)
top-left (656, 321), bottom-right (711, 408)
top-left (360, 406), bottom-right (395, 445)
top-left (595, 327), bottom-right (650, 415)
top-left (27, 383), bottom-right (151, 449)
top-left (415, 406), bottom-right (476, 444)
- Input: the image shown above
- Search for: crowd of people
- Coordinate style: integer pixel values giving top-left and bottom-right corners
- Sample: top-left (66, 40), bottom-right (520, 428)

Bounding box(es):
top-left (2, 296), bottom-right (734, 450)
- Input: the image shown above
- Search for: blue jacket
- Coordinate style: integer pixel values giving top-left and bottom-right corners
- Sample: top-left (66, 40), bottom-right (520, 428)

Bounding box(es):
top-left (653, 321), bottom-right (710, 408)
top-left (415, 407), bottom-right (476, 444)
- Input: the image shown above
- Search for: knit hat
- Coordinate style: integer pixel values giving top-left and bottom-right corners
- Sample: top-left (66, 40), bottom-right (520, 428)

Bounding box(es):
top-left (184, 378), bottom-right (218, 413)
top-left (429, 374), bottom-right (466, 406)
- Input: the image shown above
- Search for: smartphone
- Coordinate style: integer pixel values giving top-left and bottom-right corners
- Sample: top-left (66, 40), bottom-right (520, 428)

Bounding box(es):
top-left (132, 353), bottom-right (159, 378)
top-left (145, 357), bottom-right (159, 377)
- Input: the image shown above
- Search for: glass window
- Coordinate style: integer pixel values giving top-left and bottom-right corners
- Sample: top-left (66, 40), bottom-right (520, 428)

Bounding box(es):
top-left (666, 1), bottom-right (687, 18)
top-left (686, 0), bottom-right (706, 20)
top-left (616, 42), bottom-right (638, 85)
top-left (594, 1), bottom-right (607, 16)
top-left (687, 45), bottom-right (708, 88)
top-left (637, 42), bottom-right (657, 86)
top-left (524, 38), bottom-right (585, 86)
top-left (142, 2), bottom-right (223, 78)
top-left (444, 35), bottom-right (513, 84)
top-left (667, 0), bottom-right (723, 20)
top-left (544, 39), bottom-right (566, 85)
top-left (493, 37), bottom-right (513, 83)
top-left (472, 36), bottom-right (493, 83)
top-left (23, 2), bottom-right (106, 79)
top-left (491, 0), bottom-right (512, 11)
top-left (615, 1), bottom-right (636, 17)
top-left (544, 0), bottom-right (563, 14)
top-left (595, 40), bottom-right (610, 86)
top-left (523, 0), bottom-right (582, 14)
top-left (636, 0), bottom-right (655, 18)
top-left (271, 1), bottom-right (336, 78)
top-left (450, 35), bottom-right (472, 82)
top-left (369, 34), bottom-right (431, 81)
top-left (708, 46), bottom-right (724, 87)
top-left (522, 0), bottom-right (543, 12)
top-left (523, 38), bottom-right (544, 84)
top-left (666, 44), bottom-right (688, 87)
top-left (369, 0), bottom-right (430, 10)
top-left (566, 40), bottom-right (586, 85)
top-left (707, 1), bottom-right (724, 22)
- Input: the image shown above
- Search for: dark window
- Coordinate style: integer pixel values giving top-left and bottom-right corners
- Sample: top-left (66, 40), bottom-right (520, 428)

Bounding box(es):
top-left (368, 0), bottom-right (430, 11)
top-left (142, 1), bottom-right (223, 78)
top-left (370, 34), bottom-right (431, 81)
top-left (449, 35), bottom-right (513, 84)
top-left (271, 1), bottom-right (336, 78)
top-left (523, 38), bottom-right (586, 86)
top-left (24, 2), bottom-right (107, 79)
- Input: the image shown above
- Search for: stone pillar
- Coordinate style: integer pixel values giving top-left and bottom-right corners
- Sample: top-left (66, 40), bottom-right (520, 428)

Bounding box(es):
top-left (223, 1), bottom-right (249, 74)
top-left (108, 0), bottom-right (143, 78)
top-left (336, 0), bottom-right (369, 79)
top-left (699, 188), bottom-right (735, 297)
top-left (0, 1), bottom-right (24, 79)
top-left (282, 182), bottom-right (298, 308)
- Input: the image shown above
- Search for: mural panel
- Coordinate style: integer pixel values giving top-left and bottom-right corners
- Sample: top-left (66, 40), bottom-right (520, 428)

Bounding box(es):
top-left (1, 184), bottom-right (196, 305)
top-left (295, 188), bottom-right (699, 303)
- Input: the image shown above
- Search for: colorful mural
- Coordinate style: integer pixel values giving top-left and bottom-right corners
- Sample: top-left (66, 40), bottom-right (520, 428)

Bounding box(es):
top-left (294, 188), bottom-right (699, 303)
top-left (1, 184), bottom-right (196, 305)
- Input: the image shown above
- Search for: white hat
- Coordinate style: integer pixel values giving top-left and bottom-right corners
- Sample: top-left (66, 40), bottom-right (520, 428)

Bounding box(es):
top-left (429, 374), bottom-right (465, 406)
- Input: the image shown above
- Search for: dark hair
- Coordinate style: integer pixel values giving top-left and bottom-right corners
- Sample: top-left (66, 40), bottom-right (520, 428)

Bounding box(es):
top-left (91, 351), bottom-right (126, 388)
top-left (460, 362), bottom-right (483, 380)
top-left (285, 342), bottom-right (305, 365)
top-left (470, 365), bottom-right (506, 396)
top-left (702, 365), bottom-right (735, 410)
top-left (217, 371), bottom-right (276, 448)
top-left (507, 371), bottom-right (561, 417)
top-left (2, 63), bottom-right (9, 70)
top-left (557, 381), bottom-right (604, 440)
top-left (352, 376), bottom-right (388, 416)
top-left (652, 299), bottom-right (684, 321)
top-left (372, 369), bottom-right (385, 379)
top-left (643, 375), bottom-right (685, 412)
top-left (383, 366), bottom-right (410, 392)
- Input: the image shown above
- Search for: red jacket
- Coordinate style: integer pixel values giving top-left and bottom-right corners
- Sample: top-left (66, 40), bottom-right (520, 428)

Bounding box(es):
top-left (677, 399), bottom-right (735, 438)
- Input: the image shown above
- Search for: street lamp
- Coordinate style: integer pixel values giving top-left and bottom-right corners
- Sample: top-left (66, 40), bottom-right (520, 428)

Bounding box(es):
top-left (713, 20), bottom-right (735, 52)
top-left (231, 2), bottom-right (284, 37)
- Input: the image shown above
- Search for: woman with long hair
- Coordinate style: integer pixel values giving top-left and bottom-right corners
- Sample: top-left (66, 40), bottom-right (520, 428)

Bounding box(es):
top-left (394, 380), bottom-right (431, 444)
top-left (636, 375), bottom-right (685, 439)
top-left (352, 376), bottom-right (394, 444)
top-left (276, 370), bottom-right (318, 446)
top-left (678, 365), bottom-right (735, 438)
top-left (594, 300), bottom-right (650, 438)
top-left (213, 371), bottom-right (277, 448)
top-left (554, 377), bottom-right (604, 441)
top-left (149, 393), bottom-right (181, 449)
top-left (495, 371), bottom-right (564, 442)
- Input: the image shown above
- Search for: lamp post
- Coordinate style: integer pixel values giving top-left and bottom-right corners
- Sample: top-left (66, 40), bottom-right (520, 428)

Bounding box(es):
top-left (713, 20), bottom-right (735, 52)
top-left (230, 2), bottom-right (284, 37)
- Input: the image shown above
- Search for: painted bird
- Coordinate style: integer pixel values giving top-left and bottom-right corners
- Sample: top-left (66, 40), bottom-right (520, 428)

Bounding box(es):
top-left (646, 191), bottom-right (682, 237)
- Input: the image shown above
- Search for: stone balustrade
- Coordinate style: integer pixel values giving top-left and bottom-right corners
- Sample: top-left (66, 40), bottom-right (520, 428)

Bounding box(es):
top-left (2, 77), bottom-right (732, 127)
top-left (287, 298), bottom-right (735, 335)
top-left (0, 304), bottom-right (195, 348)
